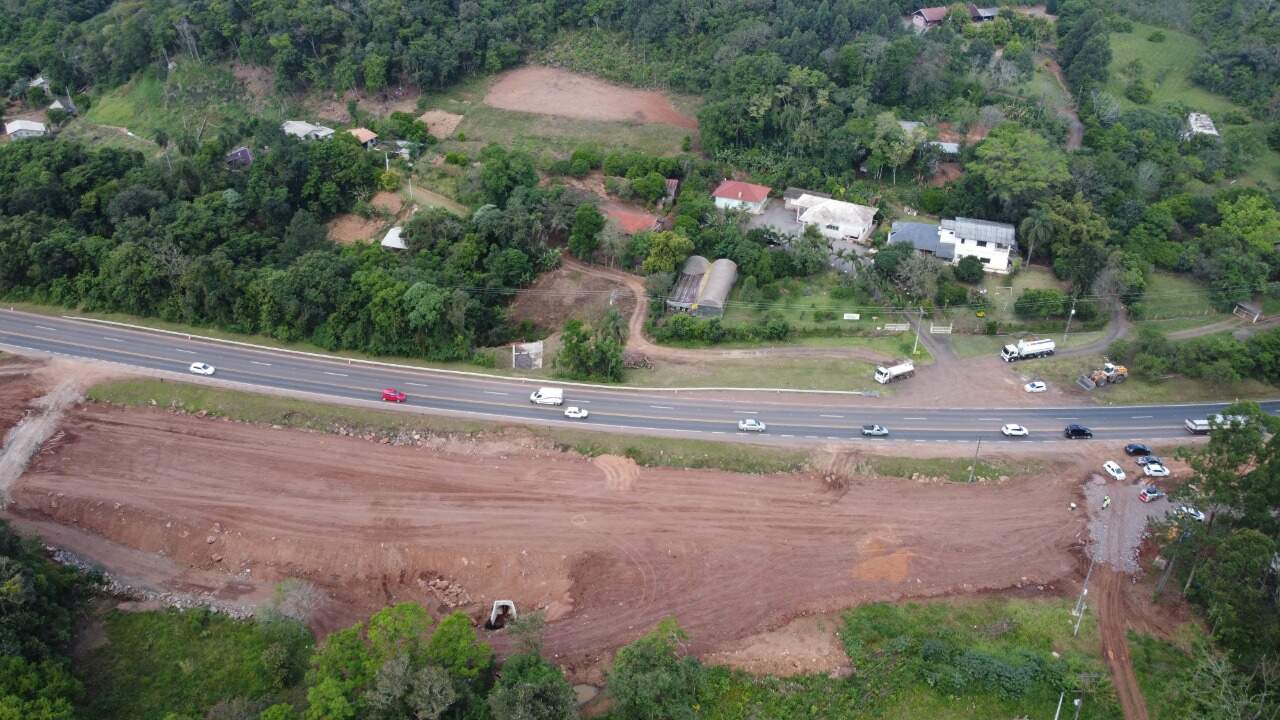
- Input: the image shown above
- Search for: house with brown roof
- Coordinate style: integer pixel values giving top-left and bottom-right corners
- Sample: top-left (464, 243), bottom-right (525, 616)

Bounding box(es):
top-left (912, 6), bottom-right (949, 28)
top-left (348, 127), bottom-right (378, 149)
top-left (712, 180), bottom-right (771, 215)
top-left (967, 3), bottom-right (999, 21)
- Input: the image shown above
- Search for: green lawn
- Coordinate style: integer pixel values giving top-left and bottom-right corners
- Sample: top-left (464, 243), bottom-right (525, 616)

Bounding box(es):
top-left (722, 273), bottom-right (881, 331)
top-left (861, 456), bottom-right (1046, 482)
top-left (1130, 272), bottom-right (1228, 332)
top-left (627, 355), bottom-right (884, 392)
top-left (973, 266), bottom-right (1067, 325)
top-left (1107, 21), bottom-right (1280, 187)
top-left (77, 609), bottom-right (312, 720)
top-left (1128, 628), bottom-right (1203, 720)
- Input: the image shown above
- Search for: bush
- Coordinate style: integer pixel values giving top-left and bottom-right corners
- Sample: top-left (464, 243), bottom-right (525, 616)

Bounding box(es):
top-left (1125, 79), bottom-right (1152, 104)
top-left (1111, 17), bottom-right (1134, 32)
top-left (918, 187), bottom-right (947, 214)
top-left (444, 151), bottom-right (468, 166)
top-left (1267, 123), bottom-right (1280, 152)
top-left (954, 255), bottom-right (984, 284)
top-left (568, 147), bottom-right (602, 176)
top-left (1147, 30), bottom-right (1166, 42)
top-left (1013, 288), bottom-right (1069, 319)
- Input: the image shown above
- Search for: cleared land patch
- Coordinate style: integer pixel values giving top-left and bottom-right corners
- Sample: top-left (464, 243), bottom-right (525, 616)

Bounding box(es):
top-left (484, 66), bottom-right (697, 128)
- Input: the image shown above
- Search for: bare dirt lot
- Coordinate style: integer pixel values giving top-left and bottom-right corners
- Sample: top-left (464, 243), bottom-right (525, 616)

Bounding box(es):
top-left (507, 262), bottom-right (636, 332)
top-left (327, 192), bottom-right (403, 244)
top-left (8, 399), bottom-right (1091, 670)
top-left (484, 66), bottom-right (697, 129)
top-left (0, 356), bottom-right (46, 433)
top-left (419, 109), bottom-right (465, 139)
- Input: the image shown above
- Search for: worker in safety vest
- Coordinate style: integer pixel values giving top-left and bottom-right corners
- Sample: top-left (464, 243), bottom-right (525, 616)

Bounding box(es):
top-left (1102, 495), bottom-right (1111, 509)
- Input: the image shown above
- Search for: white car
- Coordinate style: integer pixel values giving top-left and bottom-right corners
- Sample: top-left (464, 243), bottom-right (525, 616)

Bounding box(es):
top-left (1102, 461), bottom-right (1126, 482)
top-left (1176, 505), bottom-right (1206, 522)
top-left (1024, 381), bottom-right (1047, 393)
top-left (1143, 463), bottom-right (1170, 478)
top-left (188, 362), bottom-right (215, 376)
top-left (563, 406), bottom-right (589, 420)
top-left (861, 424), bottom-right (889, 437)
top-left (1000, 424), bottom-right (1029, 437)
top-left (738, 418), bottom-right (767, 433)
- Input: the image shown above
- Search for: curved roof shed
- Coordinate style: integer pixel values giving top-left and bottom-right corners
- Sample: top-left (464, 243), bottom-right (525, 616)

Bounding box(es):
top-left (693, 259), bottom-right (738, 317)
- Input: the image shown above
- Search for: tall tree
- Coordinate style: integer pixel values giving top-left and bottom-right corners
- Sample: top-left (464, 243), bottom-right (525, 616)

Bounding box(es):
top-left (968, 125), bottom-right (1069, 217)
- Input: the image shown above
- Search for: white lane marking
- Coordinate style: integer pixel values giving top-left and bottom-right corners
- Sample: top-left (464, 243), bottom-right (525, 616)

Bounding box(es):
top-left (711, 431), bottom-right (726, 435)
top-left (173, 349), bottom-right (196, 354)
top-left (578, 400), bottom-right (591, 404)
top-left (805, 435), bottom-right (819, 439)
top-left (936, 439), bottom-right (950, 442)
top-left (101, 336), bottom-right (123, 342)
top-left (405, 382), bottom-right (429, 387)
top-left (483, 391), bottom-right (507, 396)
top-left (820, 414), bottom-right (844, 419)
top-left (324, 372), bottom-right (348, 377)
top-left (781, 434), bottom-right (794, 438)
top-left (736, 410), bottom-right (758, 415)
top-left (1131, 415), bottom-right (1152, 419)
top-left (251, 361), bottom-right (272, 366)
top-left (826, 436), bottom-right (839, 440)
top-left (903, 416), bottom-right (927, 420)
top-left (1055, 417), bottom-right (1079, 420)
top-left (914, 439), bottom-right (926, 443)
top-left (978, 417), bottom-right (1001, 421)
top-left (35, 325), bottom-right (56, 331)
top-left (650, 405), bottom-right (673, 410)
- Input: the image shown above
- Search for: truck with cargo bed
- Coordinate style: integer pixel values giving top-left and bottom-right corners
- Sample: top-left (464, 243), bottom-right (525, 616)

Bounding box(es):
top-left (1000, 338), bottom-right (1056, 362)
top-left (873, 361), bottom-right (915, 384)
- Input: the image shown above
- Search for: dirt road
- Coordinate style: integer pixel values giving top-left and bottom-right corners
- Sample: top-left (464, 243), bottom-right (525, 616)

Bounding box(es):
top-left (1097, 567), bottom-right (1151, 720)
top-left (1043, 59), bottom-right (1084, 151)
top-left (9, 401), bottom-right (1088, 666)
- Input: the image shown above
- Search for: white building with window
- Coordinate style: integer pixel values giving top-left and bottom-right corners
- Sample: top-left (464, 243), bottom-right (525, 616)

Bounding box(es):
top-left (889, 216), bottom-right (1016, 274)
top-left (281, 120), bottom-right (335, 141)
top-left (789, 194), bottom-right (877, 243)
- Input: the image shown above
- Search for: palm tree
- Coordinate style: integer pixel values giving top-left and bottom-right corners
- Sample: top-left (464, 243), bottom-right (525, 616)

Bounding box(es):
top-left (1019, 208), bottom-right (1053, 268)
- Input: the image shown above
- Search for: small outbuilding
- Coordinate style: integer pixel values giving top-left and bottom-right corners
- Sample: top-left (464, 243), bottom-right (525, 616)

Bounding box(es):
top-left (348, 127), bottom-right (378, 149)
top-left (281, 120), bottom-right (335, 141)
top-left (1183, 112), bottom-right (1219, 140)
top-left (225, 146), bottom-right (254, 169)
top-left (4, 120), bottom-right (48, 139)
top-left (1234, 301), bottom-right (1263, 324)
top-left (381, 226), bottom-right (407, 250)
top-left (666, 255), bottom-right (738, 318)
top-left (712, 180), bottom-right (771, 215)
top-left (912, 6), bottom-right (948, 28)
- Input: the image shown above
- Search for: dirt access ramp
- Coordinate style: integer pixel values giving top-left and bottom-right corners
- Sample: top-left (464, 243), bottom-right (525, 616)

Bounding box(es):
top-left (484, 66), bottom-right (697, 128)
top-left (9, 400), bottom-right (1090, 667)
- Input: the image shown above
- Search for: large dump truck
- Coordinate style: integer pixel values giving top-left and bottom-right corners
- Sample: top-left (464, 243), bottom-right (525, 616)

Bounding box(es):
top-left (873, 361), bottom-right (915, 384)
top-left (1000, 338), bottom-right (1056, 362)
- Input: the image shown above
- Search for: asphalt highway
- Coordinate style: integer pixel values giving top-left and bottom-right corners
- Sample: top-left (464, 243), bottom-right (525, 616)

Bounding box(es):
top-left (2, 309), bottom-right (1274, 445)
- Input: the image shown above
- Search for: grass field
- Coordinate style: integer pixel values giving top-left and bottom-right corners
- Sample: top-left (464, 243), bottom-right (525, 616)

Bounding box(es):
top-left (975, 266), bottom-right (1068, 325)
top-left (77, 608), bottom-right (312, 720)
top-left (627, 356), bottom-right (884, 392)
top-left (1130, 271), bottom-right (1228, 332)
top-left (1106, 22), bottom-right (1280, 187)
top-left (861, 455), bottom-right (1046, 482)
top-left (1129, 628), bottom-right (1202, 719)
top-left (721, 273), bottom-right (880, 329)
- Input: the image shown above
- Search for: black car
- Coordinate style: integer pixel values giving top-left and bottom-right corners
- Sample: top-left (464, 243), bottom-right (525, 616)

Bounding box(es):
top-left (1136, 455), bottom-right (1162, 466)
top-left (1124, 443), bottom-right (1152, 456)
top-left (1064, 424), bottom-right (1094, 439)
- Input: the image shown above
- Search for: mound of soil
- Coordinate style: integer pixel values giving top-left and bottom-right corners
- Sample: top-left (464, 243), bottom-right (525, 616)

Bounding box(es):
top-left (484, 66), bottom-right (697, 128)
top-left (508, 264), bottom-right (636, 332)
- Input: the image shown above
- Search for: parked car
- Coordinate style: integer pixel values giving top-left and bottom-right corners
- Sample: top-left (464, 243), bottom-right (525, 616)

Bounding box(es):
top-left (1102, 461), bottom-right (1126, 481)
top-left (737, 418), bottom-right (767, 433)
top-left (1143, 463), bottom-right (1171, 478)
top-left (1135, 455), bottom-right (1162, 466)
top-left (1000, 424), bottom-right (1029, 437)
top-left (563, 406), bottom-right (589, 420)
top-left (1124, 443), bottom-right (1152, 456)
top-left (1064, 424), bottom-right (1093, 439)
top-left (1024, 381), bottom-right (1047, 393)
top-left (1176, 505), bottom-right (1206, 522)
top-left (188, 362), bottom-right (215, 376)
top-left (381, 387), bottom-right (406, 403)
top-left (1139, 485), bottom-right (1166, 503)
top-left (861, 424), bottom-right (889, 437)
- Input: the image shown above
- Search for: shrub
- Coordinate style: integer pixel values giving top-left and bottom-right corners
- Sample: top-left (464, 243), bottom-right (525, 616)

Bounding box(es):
top-left (936, 282), bottom-right (969, 308)
top-left (918, 187), bottom-right (947, 214)
top-left (954, 256), bottom-right (985, 284)
top-left (1147, 30), bottom-right (1166, 42)
top-left (1125, 79), bottom-right (1152, 104)
top-left (568, 147), bottom-right (602, 176)
top-left (444, 151), bottom-right (468, 166)
top-left (1111, 17), bottom-right (1133, 32)
top-left (1013, 288), bottom-right (1069, 319)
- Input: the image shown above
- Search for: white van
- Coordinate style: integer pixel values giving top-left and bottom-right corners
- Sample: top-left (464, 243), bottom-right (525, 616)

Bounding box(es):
top-left (529, 387), bottom-right (564, 406)
top-left (1184, 418), bottom-right (1210, 435)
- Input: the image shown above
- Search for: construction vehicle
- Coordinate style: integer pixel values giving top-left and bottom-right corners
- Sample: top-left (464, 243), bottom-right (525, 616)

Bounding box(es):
top-left (873, 360), bottom-right (915, 384)
top-left (1000, 338), bottom-right (1056, 362)
top-left (1088, 362), bottom-right (1128, 387)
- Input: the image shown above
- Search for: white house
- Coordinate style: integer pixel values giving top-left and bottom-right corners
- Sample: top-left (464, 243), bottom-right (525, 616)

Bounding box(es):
top-left (889, 217), bottom-right (1017, 274)
top-left (712, 180), bottom-right (771, 214)
top-left (281, 120), bottom-right (335, 141)
top-left (790, 194), bottom-right (877, 242)
top-left (5, 120), bottom-right (48, 139)
top-left (27, 75), bottom-right (50, 93)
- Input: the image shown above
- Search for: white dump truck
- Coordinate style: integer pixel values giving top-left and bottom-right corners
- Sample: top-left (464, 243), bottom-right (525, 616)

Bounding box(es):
top-left (873, 361), bottom-right (915, 384)
top-left (1000, 338), bottom-right (1056, 362)
top-left (529, 387), bottom-right (564, 405)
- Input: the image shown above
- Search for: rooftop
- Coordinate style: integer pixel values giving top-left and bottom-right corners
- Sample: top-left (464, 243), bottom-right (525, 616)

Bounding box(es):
top-left (712, 180), bottom-right (771, 204)
top-left (381, 226), bottom-right (407, 250)
top-left (5, 119), bottom-right (47, 134)
top-left (1186, 112), bottom-right (1219, 137)
top-left (941, 217), bottom-right (1016, 247)
top-left (796, 197), bottom-right (877, 228)
top-left (349, 127), bottom-right (378, 144)
top-left (914, 6), bottom-right (949, 22)
top-left (890, 221), bottom-right (952, 260)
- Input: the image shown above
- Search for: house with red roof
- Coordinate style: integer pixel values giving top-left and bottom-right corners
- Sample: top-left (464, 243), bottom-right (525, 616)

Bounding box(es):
top-left (711, 180), bottom-right (771, 215)
top-left (911, 6), bottom-right (949, 28)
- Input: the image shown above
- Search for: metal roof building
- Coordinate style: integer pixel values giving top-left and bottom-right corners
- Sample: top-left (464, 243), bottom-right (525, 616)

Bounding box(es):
top-left (666, 255), bottom-right (738, 317)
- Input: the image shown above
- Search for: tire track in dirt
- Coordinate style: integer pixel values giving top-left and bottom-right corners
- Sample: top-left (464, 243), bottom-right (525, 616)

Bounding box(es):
top-left (1097, 567), bottom-right (1150, 720)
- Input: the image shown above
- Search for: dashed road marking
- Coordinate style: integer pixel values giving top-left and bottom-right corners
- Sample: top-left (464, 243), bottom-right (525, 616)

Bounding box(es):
top-left (101, 336), bottom-right (123, 342)
top-left (324, 372), bottom-right (348, 377)
top-left (1055, 417), bottom-right (1079, 420)
top-left (251, 361), bottom-right (272, 366)
top-left (903, 416), bottom-right (927, 420)
top-left (173, 349), bottom-right (196, 354)
top-left (650, 405), bottom-right (673, 410)
top-left (1131, 415), bottom-right (1152, 419)
top-left (35, 325), bottom-right (56, 331)
top-left (405, 382), bottom-right (429, 387)
top-left (820, 414), bottom-right (843, 419)
top-left (483, 391), bottom-right (507, 396)
top-left (736, 410), bottom-right (758, 414)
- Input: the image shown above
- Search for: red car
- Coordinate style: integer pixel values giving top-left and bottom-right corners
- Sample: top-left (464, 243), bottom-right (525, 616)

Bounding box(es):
top-left (381, 387), bottom-right (407, 403)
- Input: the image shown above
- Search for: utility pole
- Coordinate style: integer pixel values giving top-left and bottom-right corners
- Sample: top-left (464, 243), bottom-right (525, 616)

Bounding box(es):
top-left (911, 307), bottom-right (924, 356)
top-left (1062, 294), bottom-right (1078, 342)
top-left (967, 437), bottom-right (982, 483)
top-left (1073, 556), bottom-right (1095, 637)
